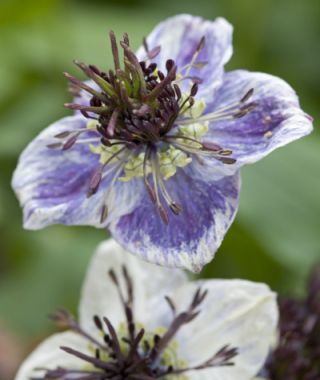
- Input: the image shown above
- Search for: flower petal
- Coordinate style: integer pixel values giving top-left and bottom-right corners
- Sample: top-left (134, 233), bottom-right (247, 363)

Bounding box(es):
top-left (136, 14), bottom-right (233, 97)
top-left (205, 70), bottom-right (313, 166)
top-left (173, 280), bottom-right (278, 380)
top-left (11, 115), bottom-right (142, 230)
top-left (14, 331), bottom-right (88, 380)
top-left (79, 239), bottom-right (187, 332)
top-left (110, 170), bottom-right (240, 272)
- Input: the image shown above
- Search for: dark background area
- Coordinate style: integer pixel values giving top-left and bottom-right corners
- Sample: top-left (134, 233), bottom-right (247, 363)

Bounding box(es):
top-left (0, 0), bottom-right (319, 378)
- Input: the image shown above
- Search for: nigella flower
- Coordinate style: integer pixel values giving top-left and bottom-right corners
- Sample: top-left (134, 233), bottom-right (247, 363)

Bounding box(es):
top-left (15, 240), bottom-right (278, 380)
top-left (12, 15), bottom-right (313, 272)
top-left (261, 265), bottom-right (320, 380)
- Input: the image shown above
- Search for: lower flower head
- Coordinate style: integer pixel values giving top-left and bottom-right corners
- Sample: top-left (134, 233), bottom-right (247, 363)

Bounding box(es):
top-left (12, 15), bottom-right (313, 271)
top-left (15, 239), bottom-right (278, 380)
top-left (263, 265), bottom-right (320, 380)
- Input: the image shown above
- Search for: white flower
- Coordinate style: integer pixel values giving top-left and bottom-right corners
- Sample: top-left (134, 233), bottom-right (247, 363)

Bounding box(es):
top-left (15, 239), bottom-right (278, 380)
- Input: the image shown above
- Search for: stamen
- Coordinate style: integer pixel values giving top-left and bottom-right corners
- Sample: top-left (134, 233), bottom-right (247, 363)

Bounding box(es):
top-left (190, 83), bottom-right (199, 96)
top-left (183, 36), bottom-right (206, 78)
top-left (143, 147), bottom-right (156, 204)
top-left (150, 152), bottom-right (169, 224)
top-left (179, 89), bottom-right (257, 125)
top-left (179, 60), bottom-right (208, 73)
top-left (100, 204), bottom-right (108, 224)
top-left (87, 167), bottom-right (103, 197)
top-left (103, 317), bottom-right (124, 364)
top-left (54, 131), bottom-right (73, 139)
top-left (233, 102), bottom-right (258, 118)
top-left (240, 88), bottom-right (254, 103)
top-left (123, 32), bottom-right (130, 46)
top-left (149, 287), bottom-right (208, 363)
top-left (64, 72), bottom-right (108, 101)
top-left (73, 60), bottom-right (116, 96)
top-left (47, 142), bottom-right (62, 149)
top-left (63, 132), bottom-right (81, 150)
top-left (201, 141), bottom-right (222, 151)
top-left (165, 134), bottom-right (203, 148)
top-left (164, 296), bottom-right (176, 315)
top-left (106, 108), bottom-right (120, 137)
top-left (158, 173), bottom-right (183, 216)
top-left (143, 37), bottom-right (161, 60)
top-left (75, 138), bottom-right (101, 144)
top-left (49, 309), bottom-right (108, 352)
top-left (166, 138), bottom-right (236, 166)
top-left (97, 149), bottom-right (135, 225)
top-left (64, 103), bottom-right (109, 114)
top-left (214, 156), bottom-right (237, 164)
top-left (109, 31), bottom-right (120, 71)
top-left (168, 345), bottom-right (238, 376)
top-left (144, 62), bottom-right (177, 102)
top-left (87, 146), bottom-right (126, 198)
top-left (61, 346), bottom-right (117, 371)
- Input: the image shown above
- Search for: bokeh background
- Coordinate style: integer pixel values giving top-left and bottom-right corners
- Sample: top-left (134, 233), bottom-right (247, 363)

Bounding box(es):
top-left (0, 0), bottom-right (319, 378)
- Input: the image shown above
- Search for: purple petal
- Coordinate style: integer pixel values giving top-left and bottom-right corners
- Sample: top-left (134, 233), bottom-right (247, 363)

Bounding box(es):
top-left (12, 115), bottom-right (143, 229)
top-left (205, 70), bottom-right (313, 166)
top-left (110, 169), bottom-right (240, 273)
top-left (136, 14), bottom-right (233, 98)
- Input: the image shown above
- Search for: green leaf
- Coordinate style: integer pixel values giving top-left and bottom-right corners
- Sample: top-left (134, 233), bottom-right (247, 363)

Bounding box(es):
top-left (239, 135), bottom-right (320, 280)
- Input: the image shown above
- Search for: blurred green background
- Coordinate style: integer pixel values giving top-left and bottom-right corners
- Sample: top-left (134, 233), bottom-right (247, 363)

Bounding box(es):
top-left (0, 0), bottom-right (319, 378)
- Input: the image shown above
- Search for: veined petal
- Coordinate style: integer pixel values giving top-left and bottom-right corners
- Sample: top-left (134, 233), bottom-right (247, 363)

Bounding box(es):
top-left (79, 239), bottom-right (187, 332)
top-left (110, 170), bottom-right (240, 273)
top-left (173, 280), bottom-right (278, 380)
top-left (205, 70), bottom-right (313, 166)
top-left (11, 115), bottom-right (142, 230)
top-left (136, 14), bottom-right (233, 97)
top-left (14, 332), bottom-right (88, 380)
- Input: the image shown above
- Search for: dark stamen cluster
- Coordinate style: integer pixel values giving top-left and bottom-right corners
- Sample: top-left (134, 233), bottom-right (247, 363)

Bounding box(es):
top-left (64, 32), bottom-right (197, 148)
top-left (264, 265), bottom-right (320, 380)
top-left (47, 31), bottom-right (259, 225)
top-left (33, 266), bottom-right (238, 380)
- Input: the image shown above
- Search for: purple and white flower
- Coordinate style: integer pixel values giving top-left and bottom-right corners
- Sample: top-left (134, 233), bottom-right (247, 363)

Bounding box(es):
top-left (12, 14), bottom-right (313, 272)
top-left (14, 239), bottom-right (278, 380)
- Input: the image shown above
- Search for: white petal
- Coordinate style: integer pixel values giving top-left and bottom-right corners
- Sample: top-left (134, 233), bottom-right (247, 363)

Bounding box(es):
top-left (14, 332), bottom-right (88, 380)
top-left (79, 239), bottom-right (187, 332)
top-left (172, 279), bottom-right (278, 380)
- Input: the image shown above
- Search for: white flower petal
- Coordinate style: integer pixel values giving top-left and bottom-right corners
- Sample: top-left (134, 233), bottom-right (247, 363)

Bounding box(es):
top-left (14, 332), bottom-right (88, 380)
top-left (173, 279), bottom-right (278, 380)
top-left (79, 239), bottom-right (187, 332)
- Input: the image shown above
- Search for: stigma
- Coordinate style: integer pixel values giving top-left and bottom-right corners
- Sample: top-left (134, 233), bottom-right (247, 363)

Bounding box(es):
top-left (48, 31), bottom-right (256, 224)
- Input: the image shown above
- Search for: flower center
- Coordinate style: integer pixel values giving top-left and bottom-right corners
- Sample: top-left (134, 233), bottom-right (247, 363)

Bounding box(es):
top-left (40, 265), bottom-right (238, 380)
top-left (49, 31), bottom-right (257, 224)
